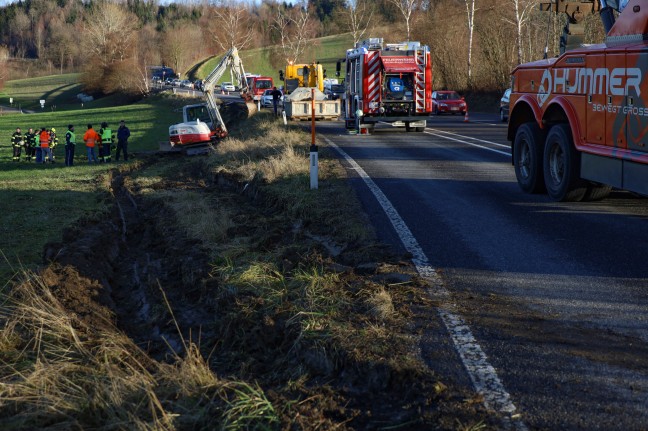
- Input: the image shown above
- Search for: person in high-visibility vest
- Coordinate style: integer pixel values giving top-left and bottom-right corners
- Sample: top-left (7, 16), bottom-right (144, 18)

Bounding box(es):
top-left (39, 127), bottom-right (53, 163)
top-left (83, 124), bottom-right (99, 164)
top-left (65, 124), bottom-right (76, 166)
top-left (49, 127), bottom-right (59, 161)
top-left (99, 122), bottom-right (113, 163)
top-left (11, 127), bottom-right (24, 162)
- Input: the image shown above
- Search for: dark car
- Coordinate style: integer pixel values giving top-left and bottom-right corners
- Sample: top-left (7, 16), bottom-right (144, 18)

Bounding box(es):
top-left (325, 84), bottom-right (345, 100)
top-left (432, 90), bottom-right (467, 115)
top-left (500, 88), bottom-right (511, 122)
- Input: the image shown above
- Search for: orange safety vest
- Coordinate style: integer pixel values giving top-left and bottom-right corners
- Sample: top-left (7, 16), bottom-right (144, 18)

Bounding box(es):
top-left (83, 129), bottom-right (99, 147)
top-left (39, 131), bottom-right (50, 148)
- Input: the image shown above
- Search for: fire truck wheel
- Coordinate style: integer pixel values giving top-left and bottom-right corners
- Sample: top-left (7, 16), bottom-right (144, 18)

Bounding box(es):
top-left (543, 123), bottom-right (587, 202)
top-left (513, 122), bottom-right (546, 194)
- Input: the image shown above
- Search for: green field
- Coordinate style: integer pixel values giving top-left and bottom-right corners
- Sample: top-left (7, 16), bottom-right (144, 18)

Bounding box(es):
top-left (0, 87), bottom-right (193, 284)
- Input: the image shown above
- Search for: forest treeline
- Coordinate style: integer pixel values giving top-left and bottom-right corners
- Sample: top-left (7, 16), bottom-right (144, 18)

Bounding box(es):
top-left (0, 0), bottom-right (607, 96)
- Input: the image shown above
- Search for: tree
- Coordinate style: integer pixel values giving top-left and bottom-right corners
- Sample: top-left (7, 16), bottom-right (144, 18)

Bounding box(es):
top-left (340, 0), bottom-right (374, 45)
top-left (504, 0), bottom-right (537, 65)
top-left (463, 0), bottom-right (477, 86)
top-left (81, 2), bottom-right (138, 94)
top-left (389, 0), bottom-right (417, 41)
top-left (273, 2), bottom-right (316, 64)
top-left (160, 24), bottom-right (199, 78)
top-left (208, 1), bottom-right (255, 52)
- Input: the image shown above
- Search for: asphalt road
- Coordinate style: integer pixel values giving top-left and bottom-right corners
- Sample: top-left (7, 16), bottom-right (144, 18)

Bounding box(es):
top-left (315, 113), bottom-right (648, 430)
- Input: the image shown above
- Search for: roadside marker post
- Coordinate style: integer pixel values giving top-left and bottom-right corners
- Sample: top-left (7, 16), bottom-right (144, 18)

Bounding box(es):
top-left (310, 88), bottom-right (318, 190)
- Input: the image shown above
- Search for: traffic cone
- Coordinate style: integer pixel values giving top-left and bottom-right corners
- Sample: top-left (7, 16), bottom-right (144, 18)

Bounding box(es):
top-left (464, 110), bottom-right (469, 123)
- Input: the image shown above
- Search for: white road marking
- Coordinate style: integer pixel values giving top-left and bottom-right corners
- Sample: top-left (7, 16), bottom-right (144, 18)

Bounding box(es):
top-left (322, 135), bottom-right (528, 431)
top-left (424, 129), bottom-right (511, 157)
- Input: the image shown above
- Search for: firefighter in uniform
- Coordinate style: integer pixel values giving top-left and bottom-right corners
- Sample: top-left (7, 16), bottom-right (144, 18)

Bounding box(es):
top-left (11, 127), bottom-right (24, 162)
top-left (99, 122), bottom-right (113, 163)
top-left (24, 128), bottom-right (36, 162)
top-left (49, 128), bottom-right (59, 161)
top-left (65, 124), bottom-right (76, 166)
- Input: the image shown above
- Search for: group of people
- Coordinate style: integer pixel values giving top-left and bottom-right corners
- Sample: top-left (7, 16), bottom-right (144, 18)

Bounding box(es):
top-left (11, 126), bottom-right (59, 164)
top-left (10, 120), bottom-right (131, 166)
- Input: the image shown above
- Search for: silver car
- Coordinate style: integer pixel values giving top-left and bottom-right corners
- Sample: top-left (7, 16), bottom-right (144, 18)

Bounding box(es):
top-left (261, 89), bottom-right (283, 108)
top-left (221, 82), bottom-right (236, 92)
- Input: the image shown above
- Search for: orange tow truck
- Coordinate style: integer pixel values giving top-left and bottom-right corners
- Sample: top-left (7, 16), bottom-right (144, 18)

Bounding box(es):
top-left (508, 0), bottom-right (648, 201)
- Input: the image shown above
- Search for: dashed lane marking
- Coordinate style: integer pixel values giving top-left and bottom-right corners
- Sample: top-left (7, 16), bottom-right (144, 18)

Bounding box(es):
top-left (322, 135), bottom-right (528, 431)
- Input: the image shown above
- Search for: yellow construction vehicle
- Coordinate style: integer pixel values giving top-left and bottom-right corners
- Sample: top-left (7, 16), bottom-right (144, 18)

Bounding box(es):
top-left (279, 62), bottom-right (325, 95)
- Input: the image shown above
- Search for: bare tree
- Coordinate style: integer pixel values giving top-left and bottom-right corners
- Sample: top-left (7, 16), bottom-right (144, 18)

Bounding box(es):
top-left (503, 0), bottom-right (537, 65)
top-left (82, 3), bottom-right (138, 67)
top-left (10, 10), bottom-right (30, 59)
top-left (389, 0), bottom-right (417, 41)
top-left (341, 0), bottom-right (374, 45)
top-left (463, 0), bottom-right (477, 86)
top-left (0, 45), bottom-right (8, 89)
top-left (161, 25), bottom-right (199, 77)
top-left (273, 2), bottom-right (316, 64)
top-left (208, 0), bottom-right (255, 52)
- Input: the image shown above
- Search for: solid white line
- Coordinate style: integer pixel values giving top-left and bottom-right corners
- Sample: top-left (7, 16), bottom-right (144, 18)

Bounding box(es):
top-left (424, 130), bottom-right (511, 157)
top-left (322, 135), bottom-right (528, 431)
top-left (427, 127), bottom-right (511, 148)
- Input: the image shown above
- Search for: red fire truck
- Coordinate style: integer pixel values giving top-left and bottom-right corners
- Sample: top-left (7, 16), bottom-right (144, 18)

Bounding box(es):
top-left (509, 0), bottom-right (648, 201)
top-left (343, 38), bottom-right (433, 133)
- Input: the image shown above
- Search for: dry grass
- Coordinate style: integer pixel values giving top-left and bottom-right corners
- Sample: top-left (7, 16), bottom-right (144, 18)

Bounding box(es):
top-left (0, 270), bottom-right (282, 430)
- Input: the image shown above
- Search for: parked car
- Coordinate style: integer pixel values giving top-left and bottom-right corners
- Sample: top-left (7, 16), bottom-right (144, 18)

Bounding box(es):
top-left (164, 78), bottom-right (174, 86)
top-left (171, 78), bottom-right (181, 87)
top-left (261, 89), bottom-right (283, 108)
top-left (325, 84), bottom-right (345, 100)
top-left (180, 80), bottom-right (193, 89)
top-left (432, 90), bottom-right (467, 115)
top-left (500, 88), bottom-right (511, 122)
top-left (194, 80), bottom-right (204, 91)
top-left (221, 82), bottom-right (236, 93)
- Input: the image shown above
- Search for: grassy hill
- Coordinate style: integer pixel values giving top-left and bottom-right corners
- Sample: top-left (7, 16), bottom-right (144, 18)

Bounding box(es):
top-left (194, 33), bottom-right (355, 85)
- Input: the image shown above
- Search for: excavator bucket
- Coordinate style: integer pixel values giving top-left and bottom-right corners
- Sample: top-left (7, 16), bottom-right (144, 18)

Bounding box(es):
top-left (220, 99), bottom-right (257, 129)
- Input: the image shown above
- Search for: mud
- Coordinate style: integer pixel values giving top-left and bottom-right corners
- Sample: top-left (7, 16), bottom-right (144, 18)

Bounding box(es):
top-left (37, 155), bottom-right (490, 429)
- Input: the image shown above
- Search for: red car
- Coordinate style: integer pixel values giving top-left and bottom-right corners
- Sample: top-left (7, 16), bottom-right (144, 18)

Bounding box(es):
top-left (432, 90), bottom-right (467, 115)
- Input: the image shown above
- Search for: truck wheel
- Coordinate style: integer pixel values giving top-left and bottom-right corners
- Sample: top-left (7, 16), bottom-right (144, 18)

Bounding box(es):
top-left (513, 122), bottom-right (546, 194)
top-left (415, 126), bottom-right (425, 132)
top-left (405, 122), bottom-right (412, 132)
top-left (543, 124), bottom-right (587, 202)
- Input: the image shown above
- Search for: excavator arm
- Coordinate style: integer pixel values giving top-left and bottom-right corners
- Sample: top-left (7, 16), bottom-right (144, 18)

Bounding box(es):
top-left (201, 47), bottom-right (252, 137)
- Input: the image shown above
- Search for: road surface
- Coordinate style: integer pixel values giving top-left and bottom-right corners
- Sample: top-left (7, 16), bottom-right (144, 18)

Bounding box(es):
top-left (315, 113), bottom-right (648, 430)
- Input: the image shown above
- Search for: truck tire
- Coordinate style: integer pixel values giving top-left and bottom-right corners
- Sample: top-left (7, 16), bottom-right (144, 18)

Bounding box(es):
top-left (415, 126), bottom-right (425, 132)
top-left (543, 124), bottom-right (587, 202)
top-left (513, 122), bottom-right (546, 194)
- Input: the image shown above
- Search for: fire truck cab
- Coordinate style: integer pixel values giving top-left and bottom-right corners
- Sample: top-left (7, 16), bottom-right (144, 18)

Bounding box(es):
top-left (344, 38), bottom-right (433, 133)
